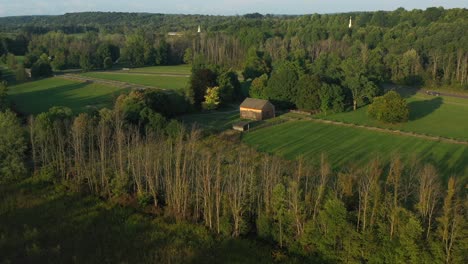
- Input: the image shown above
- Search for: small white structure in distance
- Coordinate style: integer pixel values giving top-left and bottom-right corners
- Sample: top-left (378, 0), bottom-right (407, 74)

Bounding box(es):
top-left (349, 16), bottom-right (352, 28)
top-left (198, 25), bottom-right (201, 33)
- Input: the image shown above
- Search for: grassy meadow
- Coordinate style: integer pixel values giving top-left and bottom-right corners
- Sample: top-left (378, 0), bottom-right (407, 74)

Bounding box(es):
top-left (243, 120), bottom-right (468, 177)
top-left (179, 111), bottom-right (241, 131)
top-left (318, 91), bottom-right (468, 140)
top-left (80, 72), bottom-right (189, 91)
top-left (124, 65), bottom-right (191, 75)
top-left (8, 78), bottom-right (127, 115)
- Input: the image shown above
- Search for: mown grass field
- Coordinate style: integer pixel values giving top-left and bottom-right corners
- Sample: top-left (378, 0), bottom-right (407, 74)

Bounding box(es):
top-left (179, 110), bottom-right (241, 131)
top-left (0, 178), bottom-right (294, 263)
top-left (318, 91), bottom-right (468, 140)
top-left (243, 120), bottom-right (468, 177)
top-left (124, 65), bottom-right (191, 75)
top-left (8, 78), bottom-right (127, 115)
top-left (80, 72), bottom-right (189, 91)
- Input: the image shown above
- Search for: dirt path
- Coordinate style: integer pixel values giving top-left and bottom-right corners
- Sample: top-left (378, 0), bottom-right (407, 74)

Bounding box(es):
top-left (285, 115), bottom-right (468, 146)
top-left (56, 74), bottom-right (172, 93)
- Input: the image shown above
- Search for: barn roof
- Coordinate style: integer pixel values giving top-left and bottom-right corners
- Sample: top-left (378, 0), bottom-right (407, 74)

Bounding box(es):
top-left (240, 98), bottom-right (271, 110)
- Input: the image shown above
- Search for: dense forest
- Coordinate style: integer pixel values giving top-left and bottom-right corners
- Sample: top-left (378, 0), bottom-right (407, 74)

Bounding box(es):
top-left (1, 8), bottom-right (467, 87)
top-left (1, 7), bottom-right (468, 263)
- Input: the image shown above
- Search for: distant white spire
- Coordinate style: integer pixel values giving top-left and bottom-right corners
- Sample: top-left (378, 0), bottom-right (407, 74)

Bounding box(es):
top-left (349, 16), bottom-right (352, 29)
top-left (198, 25), bottom-right (201, 33)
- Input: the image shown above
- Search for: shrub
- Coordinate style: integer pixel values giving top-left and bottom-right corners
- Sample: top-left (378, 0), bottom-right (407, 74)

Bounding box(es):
top-left (31, 60), bottom-right (52, 78)
top-left (368, 91), bottom-right (409, 123)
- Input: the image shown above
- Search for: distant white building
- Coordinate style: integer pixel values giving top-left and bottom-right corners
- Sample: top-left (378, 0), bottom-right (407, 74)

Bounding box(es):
top-left (349, 16), bottom-right (352, 29)
top-left (168, 32), bottom-right (184, 36)
top-left (198, 25), bottom-right (201, 33)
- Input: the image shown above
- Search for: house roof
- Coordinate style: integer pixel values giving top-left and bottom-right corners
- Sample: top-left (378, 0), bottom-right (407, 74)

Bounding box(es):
top-left (233, 121), bottom-right (250, 128)
top-left (240, 98), bottom-right (271, 110)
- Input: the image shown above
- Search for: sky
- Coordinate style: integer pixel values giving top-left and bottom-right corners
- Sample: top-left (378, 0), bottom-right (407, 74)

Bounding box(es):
top-left (0, 0), bottom-right (467, 17)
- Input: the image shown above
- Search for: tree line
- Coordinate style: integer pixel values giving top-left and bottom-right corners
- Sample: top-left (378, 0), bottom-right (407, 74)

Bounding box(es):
top-left (1, 8), bottom-right (467, 89)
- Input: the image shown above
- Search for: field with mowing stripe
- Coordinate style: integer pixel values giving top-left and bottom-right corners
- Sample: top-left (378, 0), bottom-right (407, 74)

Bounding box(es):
top-left (318, 92), bottom-right (468, 140)
top-left (243, 120), bottom-right (468, 177)
top-left (8, 78), bottom-right (127, 115)
top-left (80, 72), bottom-right (189, 91)
top-left (124, 65), bottom-right (191, 75)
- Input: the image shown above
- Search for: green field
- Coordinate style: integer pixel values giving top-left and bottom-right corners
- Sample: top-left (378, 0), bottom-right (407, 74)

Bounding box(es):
top-left (180, 111), bottom-right (241, 131)
top-left (243, 120), bottom-right (468, 177)
top-left (318, 92), bottom-right (468, 140)
top-left (80, 72), bottom-right (189, 91)
top-left (124, 65), bottom-right (191, 75)
top-left (8, 78), bottom-right (127, 115)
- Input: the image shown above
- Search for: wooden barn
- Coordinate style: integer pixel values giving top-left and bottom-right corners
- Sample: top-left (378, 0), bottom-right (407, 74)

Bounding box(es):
top-left (240, 98), bottom-right (275, 121)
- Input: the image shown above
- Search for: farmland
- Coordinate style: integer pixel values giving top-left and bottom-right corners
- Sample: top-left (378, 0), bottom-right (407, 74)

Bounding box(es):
top-left (8, 78), bottom-right (127, 115)
top-left (124, 65), bottom-right (191, 75)
top-left (243, 120), bottom-right (468, 177)
top-left (80, 72), bottom-right (189, 91)
top-left (317, 91), bottom-right (468, 140)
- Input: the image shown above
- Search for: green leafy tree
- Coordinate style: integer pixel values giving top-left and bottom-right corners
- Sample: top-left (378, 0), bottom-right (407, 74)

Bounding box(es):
top-left (115, 92), bottom-right (146, 124)
top-left (202, 86), bottom-right (220, 110)
top-left (368, 91), bottom-right (409, 123)
top-left (302, 196), bottom-right (360, 263)
top-left (31, 60), bottom-right (52, 78)
top-left (97, 43), bottom-right (120, 65)
top-left (272, 183), bottom-right (290, 248)
top-left (187, 66), bottom-right (217, 109)
top-left (139, 107), bottom-right (167, 132)
top-left (341, 57), bottom-right (379, 111)
top-left (319, 83), bottom-right (345, 114)
top-left (51, 51), bottom-right (66, 70)
top-left (242, 47), bottom-right (271, 80)
top-left (0, 110), bottom-right (27, 182)
top-left (183, 48), bottom-right (193, 64)
top-left (265, 61), bottom-right (299, 108)
top-left (155, 40), bottom-right (170, 65)
top-left (217, 71), bottom-right (241, 103)
top-left (249, 74), bottom-right (268, 99)
top-left (79, 53), bottom-right (93, 72)
top-left (295, 75), bottom-right (322, 111)
top-left (124, 33), bottom-right (148, 67)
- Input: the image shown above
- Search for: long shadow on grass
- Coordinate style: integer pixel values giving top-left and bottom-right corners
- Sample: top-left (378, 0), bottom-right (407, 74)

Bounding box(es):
top-left (408, 97), bottom-right (443, 121)
top-left (10, 82), bottom-right (125, 115)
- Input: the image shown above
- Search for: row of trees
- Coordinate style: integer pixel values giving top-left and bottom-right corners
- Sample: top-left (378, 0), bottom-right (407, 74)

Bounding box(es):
top-left (0, 103), bottom-right (465, 262)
